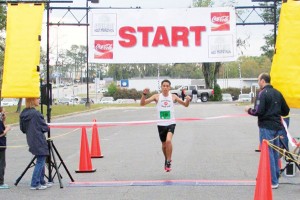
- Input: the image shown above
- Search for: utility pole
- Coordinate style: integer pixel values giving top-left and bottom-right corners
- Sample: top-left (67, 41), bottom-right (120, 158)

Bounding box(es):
top-left (239, 63), bottom-right (242, 94)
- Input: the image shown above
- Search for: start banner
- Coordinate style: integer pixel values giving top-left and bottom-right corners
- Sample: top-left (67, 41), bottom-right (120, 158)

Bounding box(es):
top-left (89, 7), bottom-right (237, 64)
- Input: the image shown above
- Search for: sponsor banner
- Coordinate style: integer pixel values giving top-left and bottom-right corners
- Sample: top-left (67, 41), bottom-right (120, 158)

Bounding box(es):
top-left (89, 7), bottom-right (237, 63)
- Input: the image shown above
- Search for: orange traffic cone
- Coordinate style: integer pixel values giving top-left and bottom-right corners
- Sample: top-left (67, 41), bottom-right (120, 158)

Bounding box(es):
top-left (91, 120), bottom-right (104, 158)
top-left (75, 127), bottom-right (96, 173)
top-left (254, 140), bottom-right (272, 200)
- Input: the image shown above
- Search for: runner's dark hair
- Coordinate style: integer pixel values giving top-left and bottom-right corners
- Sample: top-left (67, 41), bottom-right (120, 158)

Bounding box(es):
top-left (161, 79), bottom-right (171, 86)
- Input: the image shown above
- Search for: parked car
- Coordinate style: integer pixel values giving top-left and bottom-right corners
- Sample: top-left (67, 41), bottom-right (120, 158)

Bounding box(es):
top-left (58, 98), bottom-right (73, 105)
top-left (115, 99), bottom-right (136, 104)
top-left (222, 93), bottom-right (233, 102)
top-left (170, 85), bottom-right (214, 102)
top-left (70, 96), bottom-right (80, 103)
top-left (238, 94), bottom-right (251, 102)
top-left (79, 98), bottom-right (94, 104)
top-left (100, 97), bottom-right (114, 104)
top-left (1, 98), bottom-right (18, 106)
top-left (97, 88), bottom-right (108, 93)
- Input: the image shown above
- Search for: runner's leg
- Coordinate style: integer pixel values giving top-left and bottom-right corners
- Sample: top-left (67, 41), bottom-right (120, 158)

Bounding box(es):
top-left (166, 132), bottom-right (173, 161)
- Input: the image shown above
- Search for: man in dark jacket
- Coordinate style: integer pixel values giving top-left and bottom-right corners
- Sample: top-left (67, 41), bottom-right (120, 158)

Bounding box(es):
top-left (20, 98), bottom-right (50, 190)
top-left (245, 73), bottom-right (290, 189)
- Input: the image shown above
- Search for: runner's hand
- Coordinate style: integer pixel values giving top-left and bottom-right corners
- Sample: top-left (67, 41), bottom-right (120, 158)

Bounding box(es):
top-left (185, 96), bottom-right (191, 101)
top-left (143, 88), bottom-right (150, 95)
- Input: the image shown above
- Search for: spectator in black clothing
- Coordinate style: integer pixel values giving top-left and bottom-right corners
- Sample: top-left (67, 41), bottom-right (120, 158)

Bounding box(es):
top-left (192, 89), bottom-right (197, 103)
top-left (245, 73), bottom-right (290, 189)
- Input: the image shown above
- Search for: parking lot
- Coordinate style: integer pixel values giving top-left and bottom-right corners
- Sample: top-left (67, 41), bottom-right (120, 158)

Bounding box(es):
top-left (1, 103), bottom-right (300, 199)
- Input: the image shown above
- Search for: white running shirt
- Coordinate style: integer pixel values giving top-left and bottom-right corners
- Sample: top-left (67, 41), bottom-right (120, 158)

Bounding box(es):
top-left (156, 92), bottom-right (176, 126)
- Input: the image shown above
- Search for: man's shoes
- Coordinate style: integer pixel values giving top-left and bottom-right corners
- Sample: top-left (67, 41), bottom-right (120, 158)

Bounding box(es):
top-left (30, 185), bottom-right (47, 190)
top-left (42, 182), bottom-right (53, 188)
top-left (165, 160), bottom-right (172, 172)
top-left (271, 184), bottom-right (279, 189)
top-left (0, 184), bottom-right (9, 189)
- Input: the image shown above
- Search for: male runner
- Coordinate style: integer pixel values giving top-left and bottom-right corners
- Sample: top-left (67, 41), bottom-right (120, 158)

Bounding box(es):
top-left (140, 79), bottom-right (191, 172)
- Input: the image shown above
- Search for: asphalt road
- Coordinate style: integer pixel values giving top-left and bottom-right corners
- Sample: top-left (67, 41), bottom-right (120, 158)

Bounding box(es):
top-left (2, 103), bottom-right (300, 200)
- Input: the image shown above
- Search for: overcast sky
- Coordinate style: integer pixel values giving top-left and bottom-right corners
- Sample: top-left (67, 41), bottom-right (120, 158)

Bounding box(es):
top-left (43, 0), bottom-right (272, 58)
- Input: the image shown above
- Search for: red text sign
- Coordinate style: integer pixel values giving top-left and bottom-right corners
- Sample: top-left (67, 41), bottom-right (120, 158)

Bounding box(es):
top-left (118, 26), bottom-right (206, 47)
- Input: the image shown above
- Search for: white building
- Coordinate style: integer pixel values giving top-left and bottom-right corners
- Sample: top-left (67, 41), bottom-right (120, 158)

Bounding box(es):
top-left (121, 78), bottom-right (257, 92)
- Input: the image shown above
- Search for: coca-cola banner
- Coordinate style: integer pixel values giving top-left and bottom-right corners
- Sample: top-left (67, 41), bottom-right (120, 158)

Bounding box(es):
top-left (89, 7), bottom-right (237, 63)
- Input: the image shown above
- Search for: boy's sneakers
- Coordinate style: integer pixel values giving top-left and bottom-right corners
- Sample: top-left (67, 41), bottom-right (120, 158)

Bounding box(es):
top-left (165, 160), bottom-right (172, 172)
top-left (30, 185), bottom-right (47, 190)
top-left (0, 184), bottom-right (9, 189)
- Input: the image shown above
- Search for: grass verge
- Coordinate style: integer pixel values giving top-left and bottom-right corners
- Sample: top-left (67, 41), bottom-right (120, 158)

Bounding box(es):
top-left (3, 103), bottom-right (154, 125)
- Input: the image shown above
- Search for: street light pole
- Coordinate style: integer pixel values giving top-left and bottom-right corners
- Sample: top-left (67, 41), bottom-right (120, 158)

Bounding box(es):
top-left (239, 62), bottom-right (242, 94)
top-left (157, 64), bottom-right (160, 92)
top-left (85, 0), bottom-right (100, 108)
top-left (85, 0), bottom-right (90, 108)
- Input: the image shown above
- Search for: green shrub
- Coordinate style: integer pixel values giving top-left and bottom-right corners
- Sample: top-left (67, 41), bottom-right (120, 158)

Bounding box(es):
top-left (107, 82), bottom-right (117, 96)
top-left (211, 84), bottom-right (222, 101)
top-left (104, 85), bottom-right (158, 100)
top-left (113, 88), bottom-right (140, 100)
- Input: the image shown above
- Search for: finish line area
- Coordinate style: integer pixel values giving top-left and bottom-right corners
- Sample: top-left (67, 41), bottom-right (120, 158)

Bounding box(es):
top-left (68, 179), bottom-right (255, 187)
top-left (4, 104), bottom-right (300, 200)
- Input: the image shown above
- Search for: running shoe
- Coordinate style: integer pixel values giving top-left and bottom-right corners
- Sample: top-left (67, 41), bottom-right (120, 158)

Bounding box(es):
top-left (164, 160), bottom-right (167, 170)
top-left (165, 160), bottom-right (172, 172)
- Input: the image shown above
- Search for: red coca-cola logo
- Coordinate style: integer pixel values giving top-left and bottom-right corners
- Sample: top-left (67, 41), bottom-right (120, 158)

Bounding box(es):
top-left (94, 40), bottom-right (113, 59)
top-left (95, 43), bottom-right (113, 52)
top-left (211, 12), bottom-right (230, 31)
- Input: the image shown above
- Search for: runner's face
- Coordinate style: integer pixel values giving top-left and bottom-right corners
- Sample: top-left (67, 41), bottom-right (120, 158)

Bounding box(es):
top-left (161, 82), bottom-right (170, 93)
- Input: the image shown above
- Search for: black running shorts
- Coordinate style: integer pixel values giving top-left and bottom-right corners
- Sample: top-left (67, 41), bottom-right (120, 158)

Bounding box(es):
top-left (157, 124), bottom-right (176, 142)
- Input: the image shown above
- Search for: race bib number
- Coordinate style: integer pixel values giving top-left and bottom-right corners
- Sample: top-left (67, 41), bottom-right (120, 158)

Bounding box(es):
top-left (160, 111), bottom-right (171, 119)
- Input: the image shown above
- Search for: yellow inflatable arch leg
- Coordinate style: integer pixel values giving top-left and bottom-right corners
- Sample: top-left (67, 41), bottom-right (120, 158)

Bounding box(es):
top-left (271, 0), bottom-right (300, 108)
top-left (2, 3), bottom-right (44, 98)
